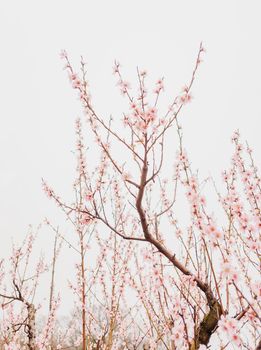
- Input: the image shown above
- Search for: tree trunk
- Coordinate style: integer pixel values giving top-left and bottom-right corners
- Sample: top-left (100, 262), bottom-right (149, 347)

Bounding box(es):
top-left (26, 303), bottom-right (36, 350)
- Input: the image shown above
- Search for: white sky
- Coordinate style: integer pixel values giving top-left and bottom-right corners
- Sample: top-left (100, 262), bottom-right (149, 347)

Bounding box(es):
top-left (0, 0), bottom-right (260, 312)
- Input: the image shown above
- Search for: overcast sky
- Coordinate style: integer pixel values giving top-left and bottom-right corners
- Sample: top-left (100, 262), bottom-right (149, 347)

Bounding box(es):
top-left (0, 0), bottom-right (260, 312)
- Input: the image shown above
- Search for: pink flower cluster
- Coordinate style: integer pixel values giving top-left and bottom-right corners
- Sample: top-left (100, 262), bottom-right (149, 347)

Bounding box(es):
top-left (218, 315), bottom-right (242, 347)
top-left (123, 103), bottom-right (158, 132)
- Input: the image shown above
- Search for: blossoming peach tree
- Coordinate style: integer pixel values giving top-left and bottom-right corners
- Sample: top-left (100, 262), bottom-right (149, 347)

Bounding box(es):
top-left (44, 44), bottom-right (260, 349)
top-left (45, 44), bottom-right (261, 349)
top-left (1, 44), bottom-right (260, 350)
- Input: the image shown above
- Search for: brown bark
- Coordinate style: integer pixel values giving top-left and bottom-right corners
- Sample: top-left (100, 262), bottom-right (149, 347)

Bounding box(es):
top-left (256, 338), bottom-right (261, 350)
top-left (26, 303), bottom-right (36, 350)
top-left (135, 153), bottom-right (222, 349)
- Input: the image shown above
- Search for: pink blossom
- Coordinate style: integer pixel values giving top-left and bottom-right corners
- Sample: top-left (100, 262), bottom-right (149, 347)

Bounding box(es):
top-left (72, 79), bottom-right (82, 89)
top-left (112, 61), bottom-right (120, 75)
top-left (59, 49), bottom-right (67, 59)
top-left (42, 181), bottom-right (53, 198)
top-left (220, 260), bottom-right (233, 278)
top-left (180, 92), bottom-right (192, 104)
top-left (80, 213), bottom-right (93, 225)
top-left (85, 191), bottom-right (93, 201)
